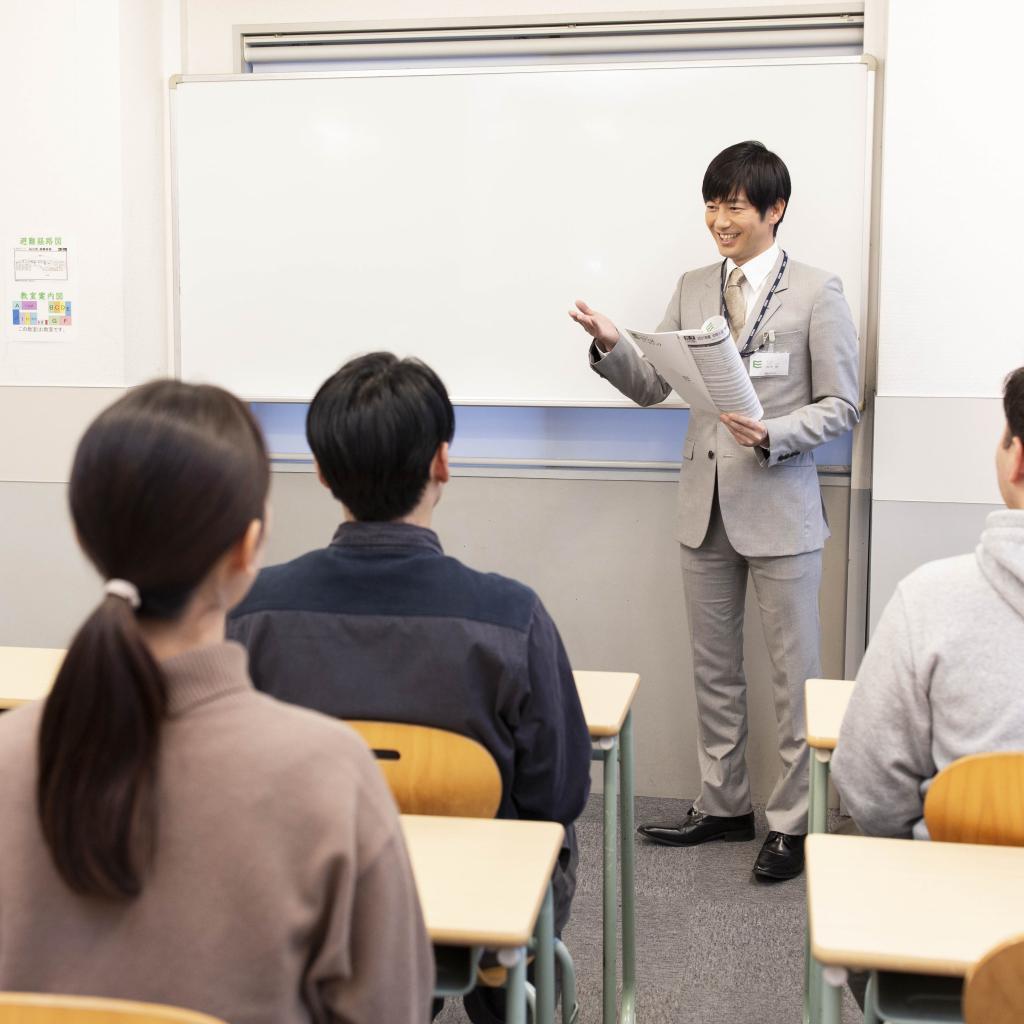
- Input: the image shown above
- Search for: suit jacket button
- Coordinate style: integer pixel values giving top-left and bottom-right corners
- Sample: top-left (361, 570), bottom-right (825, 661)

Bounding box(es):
top-left (707, 450), bottom-right (714, 459)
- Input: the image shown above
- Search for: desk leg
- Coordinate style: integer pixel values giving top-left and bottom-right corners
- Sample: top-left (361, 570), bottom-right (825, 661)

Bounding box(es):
top-left (602, 736), bottom-right (620, 1024)
top-left (501, 947), bottom-right (529, 1024)
top-left (805, 749), bottom-right (832, 1024)
top-left (535, 884), bottom-right (556, 1024)
top-left (810, 749), bottom-right (831, 834)
top-left (619, 712), bottom-right (636, 1024)
top-left (555, 940), bottom-right (578, 1024)
top-left (820, 965), bottom-right (846, 1024)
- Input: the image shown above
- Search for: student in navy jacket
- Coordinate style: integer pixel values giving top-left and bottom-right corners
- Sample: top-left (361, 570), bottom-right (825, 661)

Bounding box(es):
top-left (229, 352), bottom-right (591, 1024)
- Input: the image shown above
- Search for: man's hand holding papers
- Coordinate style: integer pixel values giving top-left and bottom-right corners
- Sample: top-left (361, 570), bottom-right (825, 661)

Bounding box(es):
top-left (622, 316), bottom-right (764, 421)
top-left (719, 413), bottom-right (768, 448)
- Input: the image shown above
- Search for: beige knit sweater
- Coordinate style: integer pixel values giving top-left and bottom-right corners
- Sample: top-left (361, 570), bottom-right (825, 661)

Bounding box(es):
top-left (0, 641), bottom-right (433, 1024)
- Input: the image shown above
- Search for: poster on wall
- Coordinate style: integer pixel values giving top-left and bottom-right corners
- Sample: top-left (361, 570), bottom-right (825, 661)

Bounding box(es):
top-left (7, 234), bottom-right (76, 342)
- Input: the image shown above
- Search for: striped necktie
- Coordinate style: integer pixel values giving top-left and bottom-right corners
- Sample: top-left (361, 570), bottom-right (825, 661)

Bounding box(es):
top-left (725, 266), bottom-right (747, 346)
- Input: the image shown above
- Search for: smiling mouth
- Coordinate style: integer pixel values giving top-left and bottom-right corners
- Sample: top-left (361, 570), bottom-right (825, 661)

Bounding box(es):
top-left (717, 233), bottom-right (739, 244)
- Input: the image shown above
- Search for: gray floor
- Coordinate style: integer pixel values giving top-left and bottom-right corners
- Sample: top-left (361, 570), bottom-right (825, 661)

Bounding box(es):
top-left (438, 795), bottom-right (861, 1024)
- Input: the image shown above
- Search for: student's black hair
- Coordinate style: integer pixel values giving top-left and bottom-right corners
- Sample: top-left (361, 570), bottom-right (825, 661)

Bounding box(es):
top-left (702, 141), bottom-right (792, 237)
top-left (38, 380), bottom-right (269, 900)
top-left (1004, 366), bottom-right (1024, 446)
top-left (307, 352), bottom-right (455, 522)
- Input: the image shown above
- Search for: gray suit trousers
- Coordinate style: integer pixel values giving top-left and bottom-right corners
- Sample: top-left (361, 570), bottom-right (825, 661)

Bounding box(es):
top-left (680, 489), bottom-right (821, 835)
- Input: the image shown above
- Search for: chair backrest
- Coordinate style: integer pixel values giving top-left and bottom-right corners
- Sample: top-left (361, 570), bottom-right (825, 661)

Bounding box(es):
top-left (924, 752), bottom-right (1024, 845)
top-left (0, 994), bottom-right (226, 1024)
top-left (963, 934), bottom-right (1024, 1024)
top-left (345, 720), bottom-right (502, 818)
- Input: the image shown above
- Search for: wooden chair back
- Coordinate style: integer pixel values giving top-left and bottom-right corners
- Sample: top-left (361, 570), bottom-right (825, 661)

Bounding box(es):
top-left (346, 720), bottom-right (502, 818)
top-left (0, 994), bottom-right (226, 1023)
top-left (924, 752), bottom-right (1024, 845)
top-left (963, 934), bottom-right (1024, 1024)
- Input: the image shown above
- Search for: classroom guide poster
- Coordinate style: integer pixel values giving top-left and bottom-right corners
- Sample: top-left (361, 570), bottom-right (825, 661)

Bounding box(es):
top-left (8, 234), bottom-right (76, 342)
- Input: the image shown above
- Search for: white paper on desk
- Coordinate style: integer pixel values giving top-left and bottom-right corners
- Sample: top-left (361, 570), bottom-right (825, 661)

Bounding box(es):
top-left (624, 315), bottom-right (763, 420)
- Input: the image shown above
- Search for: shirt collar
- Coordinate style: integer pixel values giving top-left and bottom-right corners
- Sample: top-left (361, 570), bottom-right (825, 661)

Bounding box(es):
top-left (726, 242), bottom-right (780, 295)
top-left (329, 520), bottom-right (444, 554)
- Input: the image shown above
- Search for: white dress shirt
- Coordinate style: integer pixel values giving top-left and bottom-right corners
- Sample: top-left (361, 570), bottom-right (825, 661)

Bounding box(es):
top-left (724, 242), bottom-right (780, 342)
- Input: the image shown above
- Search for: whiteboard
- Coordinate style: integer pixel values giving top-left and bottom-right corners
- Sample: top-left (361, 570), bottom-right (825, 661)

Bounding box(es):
top-left (172, 59), bottom-right (872, 405)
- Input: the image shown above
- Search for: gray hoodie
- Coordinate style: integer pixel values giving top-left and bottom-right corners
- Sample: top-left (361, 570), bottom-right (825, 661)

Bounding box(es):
top-left (833, 509), bottom-right (1024, 839)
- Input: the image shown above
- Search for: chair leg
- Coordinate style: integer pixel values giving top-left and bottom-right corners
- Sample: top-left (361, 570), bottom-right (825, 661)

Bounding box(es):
top-left (555, 939), bottom-right (579, 1024)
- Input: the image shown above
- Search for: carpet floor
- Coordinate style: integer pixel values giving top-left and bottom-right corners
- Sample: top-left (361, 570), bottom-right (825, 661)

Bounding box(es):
top-left (436, 795), bottom-right (862, 1024)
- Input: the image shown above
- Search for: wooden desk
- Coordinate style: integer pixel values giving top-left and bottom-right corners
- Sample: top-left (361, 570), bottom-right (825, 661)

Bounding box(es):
top-left (573, 670), bottom-right (640, 1024)
top-left (0, 646), bottom-right (64, 708)
top-left (805, 678), bottom-right (856, 754)
top-left (574, 671), bottom-right (640, 739)
top-left (401, 815), bottom-right (562, 947)
top-left (806, 833), bottom-right (1024, 1024)
top-left (401, 815), bottom-right (563, 1024)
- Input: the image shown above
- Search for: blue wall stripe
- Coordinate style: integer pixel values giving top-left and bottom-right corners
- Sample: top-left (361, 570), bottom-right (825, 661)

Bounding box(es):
top-left (252, 403), bottom-right (853, 467)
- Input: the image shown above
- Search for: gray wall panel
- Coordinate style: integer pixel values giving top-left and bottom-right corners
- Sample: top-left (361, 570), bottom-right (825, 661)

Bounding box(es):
top-left (0, 482), bottom-right (96, 646)
top-left (868, 499), bottom-right (1001, 634)
top-left (1, 473), bottom-right (850, 801)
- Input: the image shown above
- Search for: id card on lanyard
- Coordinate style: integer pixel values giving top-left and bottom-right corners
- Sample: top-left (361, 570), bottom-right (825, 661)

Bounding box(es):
top-left (720, 251), bottom-right (788, 358)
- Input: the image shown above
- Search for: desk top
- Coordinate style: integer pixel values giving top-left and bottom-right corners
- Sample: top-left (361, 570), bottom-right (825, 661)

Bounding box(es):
top-left (3, 654), bottom-right (646, 741)
top-left (804, 678), bottom-right (855, 751)
top-left (807, 833), bottom-right (1024, 975)
top-left (400, 815), bottom-right (563, 948)
top-left (573, 670), bottom-right (640, 738)
top-left (0, 647), bottom-right (64, 709)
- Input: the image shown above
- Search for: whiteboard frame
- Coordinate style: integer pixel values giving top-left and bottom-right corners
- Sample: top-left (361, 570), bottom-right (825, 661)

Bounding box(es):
top-left (169, 54), bottom-right (876, 407)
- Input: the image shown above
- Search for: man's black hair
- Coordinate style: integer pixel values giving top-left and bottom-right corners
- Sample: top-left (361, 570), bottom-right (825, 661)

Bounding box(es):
top-left (1004, 366), bottom-right (1024, 448)
top-left (702, 141), bottom-right (792, 237)
top-left (307, 351), bottom-right (455, 521)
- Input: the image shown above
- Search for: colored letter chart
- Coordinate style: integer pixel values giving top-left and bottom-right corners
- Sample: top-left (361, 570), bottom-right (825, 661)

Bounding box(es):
top-left (11, 291), bottom-right (72, 334)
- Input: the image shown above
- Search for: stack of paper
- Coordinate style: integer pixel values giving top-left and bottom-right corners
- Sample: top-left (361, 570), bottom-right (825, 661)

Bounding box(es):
top-left (623, 315), bottom-right (764, 420)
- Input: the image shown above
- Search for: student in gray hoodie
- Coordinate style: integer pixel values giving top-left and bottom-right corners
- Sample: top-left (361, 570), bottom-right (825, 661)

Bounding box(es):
top-left (832, 365), bottom-right (1024, 839)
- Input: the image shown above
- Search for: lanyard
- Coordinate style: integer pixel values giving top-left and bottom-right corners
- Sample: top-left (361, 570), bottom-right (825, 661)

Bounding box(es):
top-left (719, 250), bottom-right (788, 357)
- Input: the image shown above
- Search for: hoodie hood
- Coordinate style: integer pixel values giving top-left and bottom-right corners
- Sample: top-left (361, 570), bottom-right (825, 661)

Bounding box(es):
top-left (976, 509), bottom-right (1024, 619)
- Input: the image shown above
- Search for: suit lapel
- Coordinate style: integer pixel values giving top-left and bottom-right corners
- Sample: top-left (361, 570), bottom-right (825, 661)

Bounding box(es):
top-left (701, 263), bottom-right (723, 323)
top-left (744, 251), bottom-right (789, 346)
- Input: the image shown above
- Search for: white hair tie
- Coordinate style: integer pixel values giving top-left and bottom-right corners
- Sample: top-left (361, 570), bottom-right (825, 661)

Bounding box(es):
top-left (104, 579), bottom-right (141, 609)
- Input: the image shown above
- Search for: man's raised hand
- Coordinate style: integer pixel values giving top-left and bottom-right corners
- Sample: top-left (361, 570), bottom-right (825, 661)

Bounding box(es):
top-left (568, 300), bottom-right (620, 352)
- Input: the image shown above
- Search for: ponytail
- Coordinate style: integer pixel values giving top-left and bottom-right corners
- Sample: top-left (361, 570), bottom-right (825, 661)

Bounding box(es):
top-left (37, 379), bottom-right (269, 901)
top-left (38, 595), bottom-right (166, 899)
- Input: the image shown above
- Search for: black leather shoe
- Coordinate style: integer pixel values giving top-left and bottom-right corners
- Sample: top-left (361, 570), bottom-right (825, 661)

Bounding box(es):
top-left (638, 805), bottom-right (755, 847)
top-left (752, 831), bottom-right (806, 881)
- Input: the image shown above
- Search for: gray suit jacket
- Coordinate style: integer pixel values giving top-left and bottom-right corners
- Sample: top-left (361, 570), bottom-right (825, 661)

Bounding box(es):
top-left (591, 254), bottom-right (860, 557)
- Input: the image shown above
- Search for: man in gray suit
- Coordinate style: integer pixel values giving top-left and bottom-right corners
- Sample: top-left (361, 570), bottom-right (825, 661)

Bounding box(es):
top-left (570, 141), bottom-right (860, 880)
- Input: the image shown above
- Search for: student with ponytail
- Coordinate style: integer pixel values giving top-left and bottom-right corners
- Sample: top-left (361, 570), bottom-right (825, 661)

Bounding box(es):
top-left (0, 381), bottom-right (433, 1024)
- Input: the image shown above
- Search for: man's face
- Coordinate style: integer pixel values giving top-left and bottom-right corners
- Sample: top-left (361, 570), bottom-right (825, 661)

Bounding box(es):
top-left (704, 190), bottom-right (782, 266)
top-left (995, 423), bottom-right (1023, 508)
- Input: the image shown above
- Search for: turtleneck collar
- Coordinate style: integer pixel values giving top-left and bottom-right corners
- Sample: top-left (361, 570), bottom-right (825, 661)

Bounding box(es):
top-left (159, 640), bottom-right (252, 717)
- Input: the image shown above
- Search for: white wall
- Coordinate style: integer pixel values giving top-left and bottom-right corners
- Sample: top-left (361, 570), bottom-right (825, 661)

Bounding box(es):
top-left (0, 0), bottom-right (171, 389)
top-left (0, 0), bottom-right (177, 484)
top-left (868, 0), bottom-right (1020, 627)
